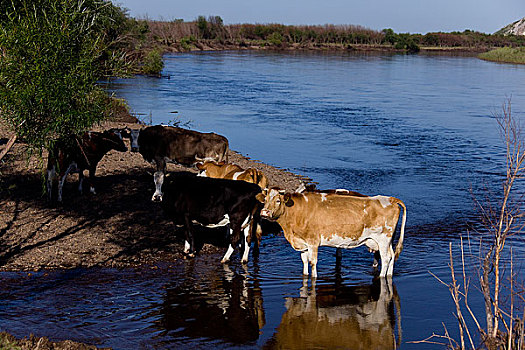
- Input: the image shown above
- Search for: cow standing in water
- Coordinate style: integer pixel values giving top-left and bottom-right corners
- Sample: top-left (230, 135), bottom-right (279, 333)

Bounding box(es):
top-left (128, 125), bottom-right (229, 202)
top-left (257, 188), bottom-right (406, 278)
top-left (161, 172), bottom-right (262, 264)
top-left (46, 129), bottom-right (127, 202)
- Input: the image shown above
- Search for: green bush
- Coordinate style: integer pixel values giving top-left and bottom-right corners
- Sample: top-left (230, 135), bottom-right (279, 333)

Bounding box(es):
top-left (142, 49), bottom-right (164, 75)
top-left (267, 32), bottom-right (283, 46)
top-left (180, 36), bottom-right (196, 50)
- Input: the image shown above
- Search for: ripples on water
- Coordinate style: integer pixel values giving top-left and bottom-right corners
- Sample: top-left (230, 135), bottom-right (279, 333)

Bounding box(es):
top-left (2, 51), bottom-right (525, 349)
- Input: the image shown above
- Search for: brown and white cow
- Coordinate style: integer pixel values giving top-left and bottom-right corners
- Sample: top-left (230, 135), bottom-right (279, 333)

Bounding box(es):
top-left (46, 129), bottom-right (127, 202)
top-left (256, 188), bottom-right (406, 278)
top-left (196, 161), bottom-right (269, 190)
top-left (128, 125), bottom-right (229, 201)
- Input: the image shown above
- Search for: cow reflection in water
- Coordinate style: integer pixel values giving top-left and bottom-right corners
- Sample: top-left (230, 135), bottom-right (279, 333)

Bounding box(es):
top-left (265, 277), bottom-right (401, 350)
top-left (160, 266), bottom-right (265, 344)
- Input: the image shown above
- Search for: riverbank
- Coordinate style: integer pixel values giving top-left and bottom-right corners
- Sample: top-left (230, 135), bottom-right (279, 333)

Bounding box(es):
top-left (0, 119), bottom-right (303, 272)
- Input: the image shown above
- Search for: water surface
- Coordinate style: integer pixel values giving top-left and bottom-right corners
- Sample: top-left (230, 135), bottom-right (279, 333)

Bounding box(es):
top-left (2, 51), bottom-right (525, 349)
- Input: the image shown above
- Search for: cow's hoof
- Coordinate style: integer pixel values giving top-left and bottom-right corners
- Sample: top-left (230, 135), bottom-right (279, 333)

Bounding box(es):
top-left (220, 258), bottom-right (230, 264)
top-left (151, 195), bottom-right (162, 202)
top-left (241, 259), bottom-right (248, 264)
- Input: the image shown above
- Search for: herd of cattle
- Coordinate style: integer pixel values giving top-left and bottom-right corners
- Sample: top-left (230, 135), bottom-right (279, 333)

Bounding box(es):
top-left (45, 125), bottom-right (407, 278)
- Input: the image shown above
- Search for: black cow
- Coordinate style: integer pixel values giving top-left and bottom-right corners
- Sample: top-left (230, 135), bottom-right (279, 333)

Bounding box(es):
top-left (129, 125), bottom-right (229, 202)
top-left (46, 129), bottom-right (127, 202)
top-left (161, 172), bottom-right (261, 264)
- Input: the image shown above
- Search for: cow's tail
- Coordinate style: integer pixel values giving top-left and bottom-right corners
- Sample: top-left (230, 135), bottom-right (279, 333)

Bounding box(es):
top-left (392, 198), bottom-right (406, 260)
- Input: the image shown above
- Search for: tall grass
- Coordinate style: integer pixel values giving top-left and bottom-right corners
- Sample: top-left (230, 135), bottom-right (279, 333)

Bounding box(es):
top-left (479, 47), bottom-right (525, 64)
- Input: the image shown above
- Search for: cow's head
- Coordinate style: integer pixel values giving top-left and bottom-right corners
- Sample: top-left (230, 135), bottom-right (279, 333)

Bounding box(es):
top-left (195, 160), bottom-right (226, 176)
top-left (256, 188), bottom-right (294, 221)
top-left (104, 129), bottom-right (128, 152)
top-left (129, 128), bottom-right (141, 152)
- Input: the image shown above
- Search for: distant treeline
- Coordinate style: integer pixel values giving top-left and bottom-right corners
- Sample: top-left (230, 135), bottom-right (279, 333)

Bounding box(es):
top-left (140, 16), bottom-right (525, 53)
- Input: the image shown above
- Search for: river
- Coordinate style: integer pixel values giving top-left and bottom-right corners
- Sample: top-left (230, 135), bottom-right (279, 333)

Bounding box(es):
top-left (2, 51), bottom-right (525, 349)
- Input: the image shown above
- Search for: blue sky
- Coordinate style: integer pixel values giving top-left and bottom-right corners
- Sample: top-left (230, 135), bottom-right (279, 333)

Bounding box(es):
top-left (114, 0), bottom-right (524, 34)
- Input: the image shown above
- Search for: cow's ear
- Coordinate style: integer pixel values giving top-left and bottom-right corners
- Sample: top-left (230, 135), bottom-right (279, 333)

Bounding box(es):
top-left (196, 162), bottom-right (204, 170)
top-left (284, 193), bottom-right (294, 207)
top-left (255, 193), bottom-right (265, 203)
top-left (217, 161), bottom-right (225, 166)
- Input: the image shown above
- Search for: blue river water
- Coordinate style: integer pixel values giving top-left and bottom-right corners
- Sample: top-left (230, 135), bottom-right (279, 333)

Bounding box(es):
top-left (1, 51), bottom-right (525, 349)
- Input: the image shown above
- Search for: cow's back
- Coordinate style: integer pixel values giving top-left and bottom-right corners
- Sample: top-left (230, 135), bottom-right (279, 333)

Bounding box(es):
top-left (281, 193), bottom-right (401, 242)
top-left (138, 126), bottom-right (228, 165)
top-left (161, 172), bottom-right (260, 221)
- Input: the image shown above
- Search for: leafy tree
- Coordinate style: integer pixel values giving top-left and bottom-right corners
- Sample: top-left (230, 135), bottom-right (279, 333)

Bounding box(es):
top-left (382, 28), bottom-right (397, 45)
top-left (0, 0), bottom-right (128, 160)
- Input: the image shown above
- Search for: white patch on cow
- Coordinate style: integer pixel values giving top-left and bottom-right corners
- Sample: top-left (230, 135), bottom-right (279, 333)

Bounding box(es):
top-left (232, 171), bottom-right (244, 180)
top-left (295, 182), bottom-right (306, 193)
top-left (269, 188), bottom-right (280, 201)
top-left (320, 234), bottom-right (358, 249)
top-left (371, 195), bottom-right (391, 208)
top-left (184, 240), bottom-right (190, 253)
top-left (197, 170), bottom-right (207, 177)
top-left (321, 193), bottom-right (328, 202)
top-left (384, 220), bottom-right (393, 233)
top-left (193, 214), bottom-right (230, 228)
top-left (335, 189), bottom-right (349, 194)
top-left (302, 194), bottom-right (308, 202)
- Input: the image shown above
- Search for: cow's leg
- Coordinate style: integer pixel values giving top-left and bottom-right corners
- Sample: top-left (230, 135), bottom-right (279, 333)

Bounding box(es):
top-left (184, 240), bottom-right (191, 255)
top-left (222, 224), bottom-right (242, 264)
top-left (78, 171), bottom-right (84, 194)
top-left (301, 251), bottom-right (309, 276)
top-left (221, 227), bottom-right (235, 263)
top-left (379, 241), bottom-right (395, 277)
top-left (46, 166), bottom-right (56, 201)
top-left (308, 246), bottom-right (319, 279)
top-left (373, 251), bottom-right (381, 268)
top-left (183, 215), bottom-right (196, 258)
top-left (88, 167), bottom-right (96, 195)
top-left (57, 162), bottom-right (77, 202)
top-left (152, 158), bottom-right (166, 202)
top-left (241, 217), bottom-right (252, 264)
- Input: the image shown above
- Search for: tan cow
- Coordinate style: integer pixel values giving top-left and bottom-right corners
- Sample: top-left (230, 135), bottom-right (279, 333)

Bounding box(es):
top-left (196, 161), bottom-right (269, 190)
top-left (256, 188), bottom-right (407, 278)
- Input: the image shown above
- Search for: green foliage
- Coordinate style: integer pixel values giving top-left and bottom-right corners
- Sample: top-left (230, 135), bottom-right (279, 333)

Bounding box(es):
top-left (479, 46), bottom-right (525, 64)
top-left (141, 48), bottom-right (164, 75)
top-left (0, 0), bottom-right (125, 154)
top-left (267, 32), bottom-right (283, 46)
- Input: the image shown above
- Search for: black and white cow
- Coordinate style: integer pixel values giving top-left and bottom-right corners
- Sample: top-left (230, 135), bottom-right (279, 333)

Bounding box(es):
top-left (161, 172), bottom-right (261, 264)
top-left (46, 129), bottom-right (127, 202)
top-left (128, 125), bottom-right (229, 202)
